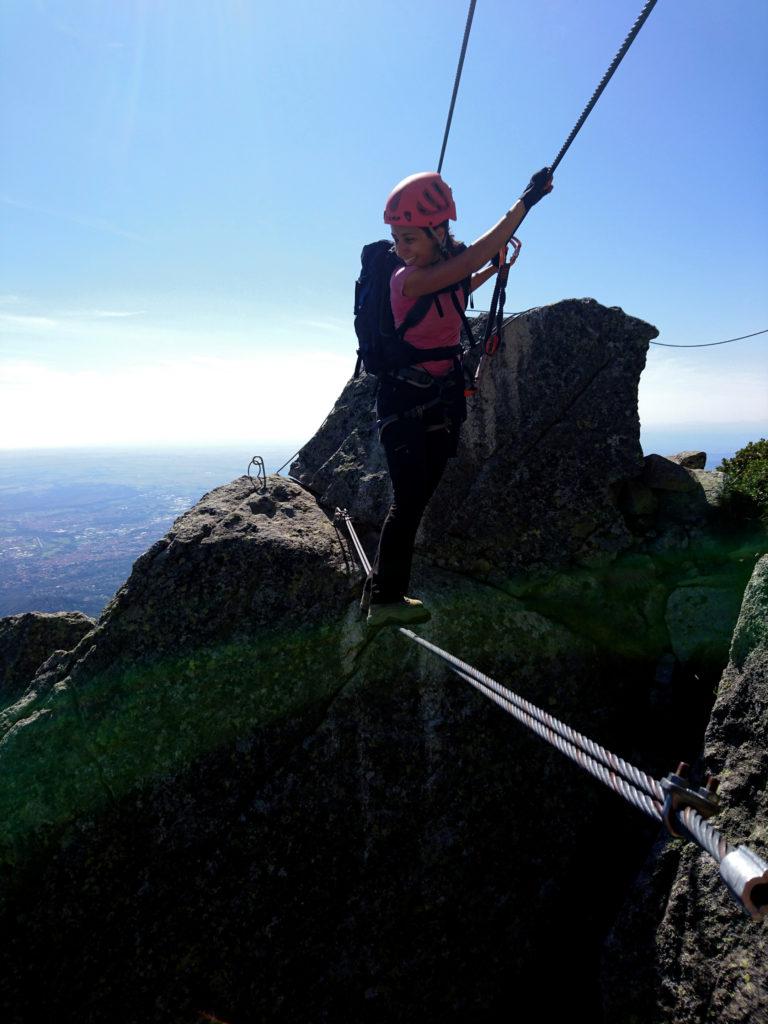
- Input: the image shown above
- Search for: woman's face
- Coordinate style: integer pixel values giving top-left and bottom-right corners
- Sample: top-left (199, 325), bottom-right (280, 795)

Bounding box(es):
top-left (391, 225), bottom-right (443, 267)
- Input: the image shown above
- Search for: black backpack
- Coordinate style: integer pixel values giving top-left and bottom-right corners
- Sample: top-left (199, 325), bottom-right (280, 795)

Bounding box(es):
top-left (353, 240), bottom-right (475, 377)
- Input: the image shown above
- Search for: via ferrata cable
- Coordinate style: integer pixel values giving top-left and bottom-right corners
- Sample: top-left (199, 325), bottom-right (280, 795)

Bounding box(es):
top-left (334, 506), bottom-right (768, 921)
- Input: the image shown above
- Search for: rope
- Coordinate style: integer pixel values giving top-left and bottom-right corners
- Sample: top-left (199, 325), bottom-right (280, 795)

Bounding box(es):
top-left (550, 0), bottom-right (659, 174)
top-left (437, 0), bottom-right (477, 174)
top-left (650, 328), bottom-right (768, 349)
top-left (501, 1), bottom-right (659, 247)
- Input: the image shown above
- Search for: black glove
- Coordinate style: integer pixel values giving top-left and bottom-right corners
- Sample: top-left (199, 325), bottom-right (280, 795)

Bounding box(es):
top-left (520, 167), bottom-right (553, 211)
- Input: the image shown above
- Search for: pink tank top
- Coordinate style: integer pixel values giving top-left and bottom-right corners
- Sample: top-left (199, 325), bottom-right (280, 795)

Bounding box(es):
top-left (390, 264), bottom-right (464, 377)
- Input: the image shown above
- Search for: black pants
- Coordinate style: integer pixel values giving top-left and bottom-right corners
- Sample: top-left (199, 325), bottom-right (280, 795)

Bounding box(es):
top-left (370, 371), bottom-right (464, 604)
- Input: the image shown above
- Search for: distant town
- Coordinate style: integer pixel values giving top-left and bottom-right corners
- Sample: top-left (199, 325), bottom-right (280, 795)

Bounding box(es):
top-left (0, 482), bottom-right (194, 617)
top-left (0, 446), bottom-right (296, 618)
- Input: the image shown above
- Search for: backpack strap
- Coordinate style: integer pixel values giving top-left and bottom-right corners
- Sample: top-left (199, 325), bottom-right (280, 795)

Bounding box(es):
top-left (448, 284), bottom-right (476, 351)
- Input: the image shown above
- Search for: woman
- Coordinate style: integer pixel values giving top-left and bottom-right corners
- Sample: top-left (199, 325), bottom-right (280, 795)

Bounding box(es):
top-left (367, 167), bottom-right (553, 627)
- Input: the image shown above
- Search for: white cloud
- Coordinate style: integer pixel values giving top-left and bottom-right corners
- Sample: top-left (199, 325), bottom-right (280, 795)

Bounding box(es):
top-left (0, 351), bottom-right (352, 448)
top-left (0, 313), bottom-right (59, 330)
top-left (58, 309), bottom-right (146, 320)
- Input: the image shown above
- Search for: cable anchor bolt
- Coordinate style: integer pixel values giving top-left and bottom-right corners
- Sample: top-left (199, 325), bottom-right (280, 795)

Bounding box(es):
top-left (247, 455), bottom-right (267, 493)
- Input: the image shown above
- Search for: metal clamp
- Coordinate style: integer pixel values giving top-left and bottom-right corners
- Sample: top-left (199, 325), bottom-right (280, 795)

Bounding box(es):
top-left (719, 845), bottom-right (768, 921)
top-left (661, 762), bottom-right (720, 839)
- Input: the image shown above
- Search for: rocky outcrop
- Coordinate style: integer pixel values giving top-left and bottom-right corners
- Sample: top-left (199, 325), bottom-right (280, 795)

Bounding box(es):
top-left (1, 466), bottom-right (669, 1024)
top-left (0, 298), bottom-right (765, 1024)
top-left (295, 298), bottom-right (656, 576)
top-left (0, 611), bottom-right (94, 708)
top-left (603, 555), bottom-right (768, 1024)
top-left (0, 476), bottom-right (356, 879)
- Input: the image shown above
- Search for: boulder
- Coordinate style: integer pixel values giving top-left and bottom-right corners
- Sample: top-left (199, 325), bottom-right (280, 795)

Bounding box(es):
top-left (666, 451), bottom-right (707, 469)
top-left (618, 478), bottom-right (658, 517)
top-left (641, 453), bottom-right (699, 491)
top-left (0, 611), bottom-right (94, 709)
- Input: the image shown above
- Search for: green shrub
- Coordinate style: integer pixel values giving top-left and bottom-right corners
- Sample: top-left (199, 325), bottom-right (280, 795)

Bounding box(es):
top-left (718, 439), bottom-right (768, 522)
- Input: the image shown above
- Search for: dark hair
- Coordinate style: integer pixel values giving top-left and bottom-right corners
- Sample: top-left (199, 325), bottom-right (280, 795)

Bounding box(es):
top-left (423, 220), bottom-right (463, 257)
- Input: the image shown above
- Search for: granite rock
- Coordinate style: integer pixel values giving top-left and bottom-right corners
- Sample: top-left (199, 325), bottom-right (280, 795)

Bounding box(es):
top-left (295, 297), bottom-right (657, 577)
top-left (0, 611), bottom-right (94, 709)
top-left (666, 451), bottom-right (707, 469)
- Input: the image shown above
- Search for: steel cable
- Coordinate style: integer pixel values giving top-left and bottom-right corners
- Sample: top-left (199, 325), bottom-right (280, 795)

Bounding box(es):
top-left (650, 328), bottom-right (768, 348)
top-left (401, 628), bottom-right (664, 804)
top-left (678, 806), bottom-right (733, 863)
top-left (399, 629), bottom-right (737, 866)
top-left (336, 510), bottom-right (768, 918)
top-left (336, 512), bottom-right (748, 865)
top-left (437, 0), bottom-right (478, 174)
top-left (550, 0), bottom-right (659, 174)
top-left (452, 666), bottom-right (664, 821)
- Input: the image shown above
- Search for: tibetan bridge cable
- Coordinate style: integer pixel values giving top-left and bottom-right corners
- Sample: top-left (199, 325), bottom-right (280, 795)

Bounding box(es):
top-left (650, 328), bottom-right (768, 349)
top-left (333, 506), bottom-right (768, 921)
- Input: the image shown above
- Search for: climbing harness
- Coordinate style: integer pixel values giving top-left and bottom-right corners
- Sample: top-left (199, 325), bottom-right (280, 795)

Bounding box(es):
top-left (376, 365), bottom-right (464, 441)
top-left (247, 455), bottom-right (267, 492)
top-left (334, 507), bottom-right (768, 922)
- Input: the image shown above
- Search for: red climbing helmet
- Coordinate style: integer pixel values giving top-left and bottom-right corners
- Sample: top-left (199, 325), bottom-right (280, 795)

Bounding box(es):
top-left (383, 172), bottom-right (457, 227)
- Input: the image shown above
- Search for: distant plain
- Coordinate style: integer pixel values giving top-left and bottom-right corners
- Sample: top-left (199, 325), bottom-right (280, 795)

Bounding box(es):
top-left (0, 428), bottom-right (759, 617)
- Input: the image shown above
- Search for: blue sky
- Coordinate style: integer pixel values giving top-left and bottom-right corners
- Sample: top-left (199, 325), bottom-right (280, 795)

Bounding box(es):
top-left (1, 0), bottom-right (766, 450)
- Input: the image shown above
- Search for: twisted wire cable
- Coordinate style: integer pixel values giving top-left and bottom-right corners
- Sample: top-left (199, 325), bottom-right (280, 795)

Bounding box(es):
top-left (453, 666), bottom-right (664, 821)
top-left (401, 628), bottom-right (663, 803)
top-left (437, 0), bottom-right (477, 174)
top-left (276, 448), bottom-right (301, 476)
top-left (678, 806), bottom-right (733, 863)
top-left (550, 0), bottom-right (659, 173)
top-left (338, 497), bottom-right (747, 877)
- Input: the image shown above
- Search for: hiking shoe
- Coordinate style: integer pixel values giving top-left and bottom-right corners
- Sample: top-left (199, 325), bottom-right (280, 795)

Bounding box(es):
top-left (367, 597), bottom-right (431, 628)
